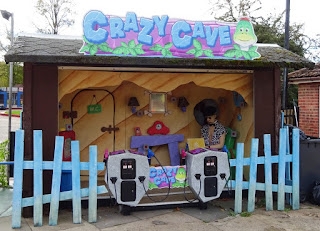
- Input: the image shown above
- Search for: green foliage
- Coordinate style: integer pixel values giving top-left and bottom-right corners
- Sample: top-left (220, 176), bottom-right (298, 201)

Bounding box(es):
top-left (80, 36), bottom-right (113, 55)
top-left (224, 44), bottom-right (260, 60)
top-left (186, 39), bottom-right (214, 57)
top-left (210, 0), bottom-right (315, 107)
top-left (149, 182), bottom-right (158, 189)
top-left (0, 62), bottom-right (23, 87)
top-left (149, 43), bottom-right (173, 57)
top-left (228, 211), bottom-right (237, 216)
top-left (0, 140), bottom-right (9, 187)
top-left (112, 40), bottom-right (145, 56)
top-left (253, 13), bottom-right (306, 57)
top-left (210, 0), bottom-right (308, 58)
top-left (240, 211), bottom-right (252, 217)
top-left (284, 207), bottom-right (291, 212)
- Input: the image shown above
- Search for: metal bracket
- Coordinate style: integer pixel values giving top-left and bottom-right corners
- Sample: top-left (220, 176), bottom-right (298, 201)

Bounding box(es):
top-left (101, 125), bottom-right (119, 134)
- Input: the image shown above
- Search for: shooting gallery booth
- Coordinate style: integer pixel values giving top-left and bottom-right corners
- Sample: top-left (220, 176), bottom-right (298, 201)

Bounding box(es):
top-left (5, 12), bottom-right (313, 217)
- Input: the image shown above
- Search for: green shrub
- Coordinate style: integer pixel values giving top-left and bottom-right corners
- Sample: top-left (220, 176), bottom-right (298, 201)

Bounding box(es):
top-left (0, 140), bottom-right (9, 187)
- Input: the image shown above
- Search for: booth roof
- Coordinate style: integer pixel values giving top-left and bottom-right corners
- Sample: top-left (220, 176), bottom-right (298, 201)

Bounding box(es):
top-left (288, 63), bottom-right (320, 84)
top-left (4, 35), bottom-right (314, 69)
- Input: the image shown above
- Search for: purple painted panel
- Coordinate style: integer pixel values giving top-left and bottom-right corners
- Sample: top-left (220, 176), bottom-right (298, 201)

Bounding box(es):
top-left (131, 135), bottom-right (184, 148)
top-left (131, 134), bottom-right (184, 166)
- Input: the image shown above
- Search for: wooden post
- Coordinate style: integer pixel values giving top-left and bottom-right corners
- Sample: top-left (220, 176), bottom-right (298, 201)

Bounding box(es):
top-left (248, 139), bottom-right (259, 212)
top-left (71, 141), bottom-right (81, 224)
top-left (234, 143), bottom-right (244, 214)
top-left (12, 130), bottom-right (24, 228)
top-left (88, 145), bottom-right (98, 223)
top-left (33, 130), bottom-right (43, 226)
top-left (264, 134), bottom-right (273, 211)
top-left (49, 136), bottom-right (64, 226)
top-left (292, 128), bottom-right (300, 209)
top-left (277, 128), bottom-right (286, 210)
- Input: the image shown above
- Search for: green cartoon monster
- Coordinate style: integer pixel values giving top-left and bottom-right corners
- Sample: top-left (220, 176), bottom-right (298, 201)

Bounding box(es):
top-left (172, 167), bottom-right (188, 188)
top-left (224, 17), bottom-right (260, 60)
top-left (233, 18), bottom-right (257, 51)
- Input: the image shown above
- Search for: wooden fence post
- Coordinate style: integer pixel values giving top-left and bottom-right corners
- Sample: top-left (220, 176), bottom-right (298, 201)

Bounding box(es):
top-left (12, 130), bottom-right (24, 229)
top-left (89, 145), bottom-right (98, 223)
top-left (72, 141), bottom-right (81, 224)
top-left (33, 130), bottom-right (43, 226)
top-left (49, 136), bottom-right (64, 226)
top-left (248, 138), bottom-right (259, 212)
top-left (234, 143), bottom-right (244, 214)
top-left (292, 128), bottom-right (300, 209)
top-left (277, 128), bottom-right (286, 210)
top-left (263, 134), bottom-right (273, 211)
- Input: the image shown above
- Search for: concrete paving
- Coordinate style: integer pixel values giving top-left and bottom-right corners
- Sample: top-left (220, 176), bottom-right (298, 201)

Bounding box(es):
top-left (0, 198), bottom-right (319, 231)
top-left (0, 113), bottom-right (21, 143)
top-left (0, 188), bottom-right (13, 217)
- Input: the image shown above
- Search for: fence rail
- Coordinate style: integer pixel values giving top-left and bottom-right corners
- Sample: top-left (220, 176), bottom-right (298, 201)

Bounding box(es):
top-left (228, 127), bottom-right (299, 213)
top-left (12, 130), bottom-right (108, 228)
top-left (11, 127), bottom-right (300, 228)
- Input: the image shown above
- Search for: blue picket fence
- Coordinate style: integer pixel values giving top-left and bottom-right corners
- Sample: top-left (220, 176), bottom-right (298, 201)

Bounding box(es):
top-left (11, 128), bottom-right (300, 228)
top-left (228, 127), bottom-right (300, 213)
top-left (12, 130), bottom-right (108, 228)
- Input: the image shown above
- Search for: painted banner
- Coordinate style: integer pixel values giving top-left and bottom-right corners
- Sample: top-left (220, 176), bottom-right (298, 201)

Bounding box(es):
top-left (149, 165), bottom-right (188, 189)
top-left (80, 11), bottom-right (260, 60)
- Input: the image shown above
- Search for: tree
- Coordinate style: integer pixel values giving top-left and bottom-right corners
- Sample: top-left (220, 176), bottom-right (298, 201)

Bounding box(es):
top-left (0, 62), bottom-right (23, 87)
top-left (209, 0), bottom-right (314, 107)
top-left (0, 30), bottom-right (23, 87)
top-left (34, 0), bottom-right (75, 34)
top-left (210, 0), bottom-right (262, 22)
top-left (210, 0), bottom-right (307, 57)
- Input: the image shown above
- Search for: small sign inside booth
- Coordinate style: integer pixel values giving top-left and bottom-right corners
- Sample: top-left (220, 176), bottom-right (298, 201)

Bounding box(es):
top-left (87, 104), bottom-right (102, 114)
top-left (149, 165), bottom-right (188, 189)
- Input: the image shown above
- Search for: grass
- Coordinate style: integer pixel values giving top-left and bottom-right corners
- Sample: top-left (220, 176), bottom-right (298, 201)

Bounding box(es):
top-left (284, 208), bottom-right (291, 212)
top-left (240, 212), bottom-right (252, 217)
top-left (228, 211), bottom-right (252, 217)
top-left (228, 211), bottom-right (237, 216)
top-left (4, 110), bottom-right (21, 115)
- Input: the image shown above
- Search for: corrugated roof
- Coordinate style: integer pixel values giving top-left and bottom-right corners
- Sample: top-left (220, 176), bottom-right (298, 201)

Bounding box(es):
top-left (4, 35), bottom-right (314, 69)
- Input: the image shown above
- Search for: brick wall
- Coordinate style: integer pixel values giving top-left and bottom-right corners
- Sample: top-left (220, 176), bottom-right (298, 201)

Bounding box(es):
top-left (298, 83), bottom-right (319, 137)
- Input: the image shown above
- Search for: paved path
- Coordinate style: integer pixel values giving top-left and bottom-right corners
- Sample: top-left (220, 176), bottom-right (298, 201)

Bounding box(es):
top-left (0, 114), bottom-right (20, 143)
top-left (0, 200), bottom-right (319, 231)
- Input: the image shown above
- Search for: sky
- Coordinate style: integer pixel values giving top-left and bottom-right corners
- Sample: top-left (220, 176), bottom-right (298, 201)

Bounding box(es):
top-left (0, 0), bottom-right (319, 60)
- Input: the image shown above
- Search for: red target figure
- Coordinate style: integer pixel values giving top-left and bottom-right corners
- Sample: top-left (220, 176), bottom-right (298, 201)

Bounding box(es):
top-left (147, 121), bottom-right (170, 135)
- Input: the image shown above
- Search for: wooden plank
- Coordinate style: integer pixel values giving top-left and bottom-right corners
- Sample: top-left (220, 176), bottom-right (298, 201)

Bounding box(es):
top-left (292, 128), bottom-right (300, 210)
top-left (234, 143), bottom-right (244, 214)
top-left (22, 185), bottom-right (108, 207)
top-left (12, 130), bottom-right (24, 228)
top-left (247, 138), bottom-right (259, 213)
top-left (49, 136), bottom-right (64, 226)
top-left (277, 128), bottom-right (286, 210)
top-left (33, 130), bottom-right (43, 227)
top-left (229, 181), bottom-right (293, 193)
top-left (264, 134), bottom-right (273, 211)
top-left (88, 146), bottom-right (98, 223)
top-left (23, 161), bottom-right (105, 171)
top-left (285, 126), bottom-right (292, 205)
top-left (229, 155), bottom-right (293, 167)
top-left (72, 141), bottom-right (82, 224)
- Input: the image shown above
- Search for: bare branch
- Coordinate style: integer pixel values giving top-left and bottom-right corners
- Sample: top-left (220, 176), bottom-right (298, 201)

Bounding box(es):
top-left (34, 0), bottom-right (74, 34)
